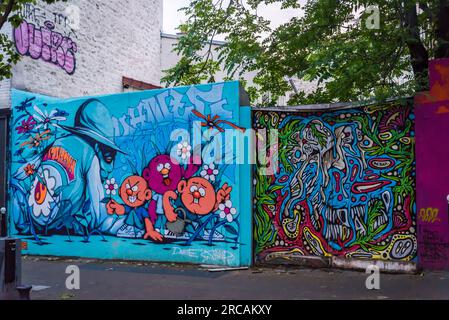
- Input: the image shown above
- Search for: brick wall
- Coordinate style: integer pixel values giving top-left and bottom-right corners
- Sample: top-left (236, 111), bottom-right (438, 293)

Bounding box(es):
top-left (2, 0), bottom-right (162, 108)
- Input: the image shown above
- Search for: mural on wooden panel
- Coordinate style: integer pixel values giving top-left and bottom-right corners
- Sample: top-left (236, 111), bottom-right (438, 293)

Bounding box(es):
top-left (9, 82), bottom-right (251, 266)
top-left (254, 103), bottom-right (417, 263)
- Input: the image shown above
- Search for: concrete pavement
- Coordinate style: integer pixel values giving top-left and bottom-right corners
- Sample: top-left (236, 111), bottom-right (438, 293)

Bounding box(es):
top-left (20, 256), bottom-right (449, 300)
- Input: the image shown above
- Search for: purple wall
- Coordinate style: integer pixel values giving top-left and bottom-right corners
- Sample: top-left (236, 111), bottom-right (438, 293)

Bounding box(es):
top-left (416, 59), bottom-right (449, 270)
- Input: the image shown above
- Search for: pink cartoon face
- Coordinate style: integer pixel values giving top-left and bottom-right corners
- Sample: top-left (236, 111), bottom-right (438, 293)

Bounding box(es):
top-left (142, 155), bottom-right (183, 194)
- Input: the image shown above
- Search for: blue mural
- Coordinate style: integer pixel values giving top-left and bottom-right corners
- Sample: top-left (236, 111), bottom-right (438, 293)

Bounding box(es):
top-left (9, 82), bottom-right (252, 267)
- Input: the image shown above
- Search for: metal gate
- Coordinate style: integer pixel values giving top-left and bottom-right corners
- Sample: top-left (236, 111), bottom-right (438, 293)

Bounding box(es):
top-left (0, 109), bottom-right (10, 237)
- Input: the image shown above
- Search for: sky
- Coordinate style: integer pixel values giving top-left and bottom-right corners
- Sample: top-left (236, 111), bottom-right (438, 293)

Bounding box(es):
top-left (162, 0), bottom-right (304, 38)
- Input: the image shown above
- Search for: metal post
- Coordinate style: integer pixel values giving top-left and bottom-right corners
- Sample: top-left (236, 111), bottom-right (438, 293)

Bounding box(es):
top-left (0, 207), bottom-right (6, 237)
top-left (16, 285), bottom-right (32, 300)
top-left (0, 206), bottom-right (29, 300)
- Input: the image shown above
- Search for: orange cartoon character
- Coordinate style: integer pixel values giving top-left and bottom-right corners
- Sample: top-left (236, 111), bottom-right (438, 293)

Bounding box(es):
top-left (106, 175), bottom-right (162, 241)
top-left (163, 177), bottom-right (232, 243)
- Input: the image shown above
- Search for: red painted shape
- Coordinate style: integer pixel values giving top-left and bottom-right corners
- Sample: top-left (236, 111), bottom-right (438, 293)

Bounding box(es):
top-left (351, 180), bottom-right (391, 194)
top-left (333, 172), bottom-right (340, 192)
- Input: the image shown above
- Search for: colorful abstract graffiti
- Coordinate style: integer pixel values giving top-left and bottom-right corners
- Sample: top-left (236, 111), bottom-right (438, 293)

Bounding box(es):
top-left (9, 82), bottom-right (252, 267)
top-left (254, 102), bottom-right (417, 263)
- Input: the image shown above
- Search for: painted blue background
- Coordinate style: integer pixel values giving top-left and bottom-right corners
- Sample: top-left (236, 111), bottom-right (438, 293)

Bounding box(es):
top-left (9, 81), bottom-right (252, 267)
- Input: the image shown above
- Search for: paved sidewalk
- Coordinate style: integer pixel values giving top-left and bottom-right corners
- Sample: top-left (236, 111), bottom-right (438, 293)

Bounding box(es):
top-left (20, 256), bottom-right (449, 300)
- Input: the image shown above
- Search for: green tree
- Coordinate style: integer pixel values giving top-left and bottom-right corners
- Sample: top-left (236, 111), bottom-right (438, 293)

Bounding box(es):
top-left (162, 0), bottom-right (449, 106)
top-left (0, 0), bottom-right (62, 80)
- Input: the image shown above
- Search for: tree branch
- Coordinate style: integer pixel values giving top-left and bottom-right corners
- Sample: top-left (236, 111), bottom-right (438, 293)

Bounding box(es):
top-left (0, 0), bottom-right (15, 30)
top-left (401, 1), bottom-right (429, 90)
top-left (419, 2), bottom-right (433, 23)
top-left (196, 0), bottom-right (235, 80)
top-left (435, 0), bottom-right (449, 58)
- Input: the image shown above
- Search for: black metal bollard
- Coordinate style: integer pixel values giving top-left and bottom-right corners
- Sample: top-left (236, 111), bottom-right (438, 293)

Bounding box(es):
top-left (16, 285), bottom-right (32, 300)
top-left (0, 207), bottom-right (6, 238)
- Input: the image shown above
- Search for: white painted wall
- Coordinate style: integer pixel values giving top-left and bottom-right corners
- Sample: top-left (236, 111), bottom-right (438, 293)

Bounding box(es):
top-left (1, 0), bottom-right (163, 108)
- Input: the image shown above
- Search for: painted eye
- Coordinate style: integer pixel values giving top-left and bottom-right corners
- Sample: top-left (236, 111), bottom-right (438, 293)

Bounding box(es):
top-left (190, 185), bottom-right (198, 193)
top-left (400, 137), bottom-right (411, 145)
top-left (132, 185), bottom-right (138, 192)
top-left (199, 188), bottom-right (206, 197)
top-left (379, 132), bottom-right (392, 141)
top-left (363, 139), bottom-right (373, 147)
top-left (165, 163), bottom-right (171, 170)
top-left (126, 184), bottom-right (131, 189)
top-left (157, 164), bottom-right (163, 172)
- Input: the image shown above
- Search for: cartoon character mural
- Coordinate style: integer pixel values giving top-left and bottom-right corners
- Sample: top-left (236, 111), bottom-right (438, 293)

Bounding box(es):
top-left (12, 98), bottom-right (124, 238)
top-left (253, 102), bottom-right (417, 263)
top-left (142, 154), bottom-right (199, 238)
top-left (163, 177), bottom-right (233, 245)
top-left (106, 175), bottom-right (161, 241)
top-left (9, 82), bottom-right (252, 267)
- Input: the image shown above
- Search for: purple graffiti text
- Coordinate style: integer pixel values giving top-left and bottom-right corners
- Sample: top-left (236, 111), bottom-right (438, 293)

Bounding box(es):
top-left (14, 20), bottom-right (77, 75)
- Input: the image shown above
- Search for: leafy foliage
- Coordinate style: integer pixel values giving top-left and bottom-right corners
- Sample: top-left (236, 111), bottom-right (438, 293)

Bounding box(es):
top-left (162, 0), bottom-right (449, 106)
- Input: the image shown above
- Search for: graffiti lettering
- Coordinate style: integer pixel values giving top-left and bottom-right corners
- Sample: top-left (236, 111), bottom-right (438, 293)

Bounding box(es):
top-left (20, 3), bottom-right (78, 38)
top-left (20, 3), bottom-right (45, 26)
top-left (112, 85), bottom-right (228, 136)
top-left (172, 247), bottom-right (235, 264)
top-left (418, 208), bottom-right (441, 223)
top-left (43, 146), bottom-right (77, 182)
top-left (14, 20), bottom-right (77, 74)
